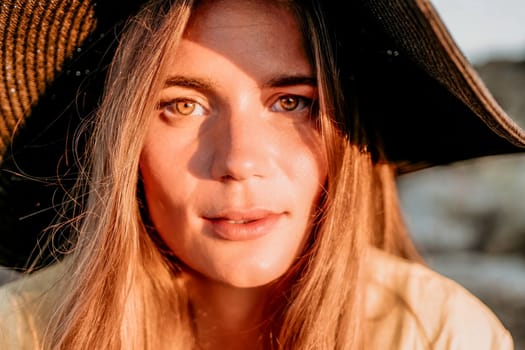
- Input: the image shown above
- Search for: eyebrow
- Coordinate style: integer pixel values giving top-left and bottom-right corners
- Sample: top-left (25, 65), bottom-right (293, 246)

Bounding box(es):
top-left (162, 74), bottom-right (317, 91)
top-left (263, 75), bottom-right (317, 89)
top-left (163, 76), bottom-right (216, 92)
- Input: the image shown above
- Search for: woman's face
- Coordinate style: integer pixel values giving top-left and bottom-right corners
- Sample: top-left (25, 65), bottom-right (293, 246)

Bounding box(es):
top-left (140, 0), bottom-right (327, 288)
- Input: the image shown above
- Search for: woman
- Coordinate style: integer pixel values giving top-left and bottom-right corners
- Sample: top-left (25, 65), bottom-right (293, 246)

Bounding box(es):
top-left (0, 0), bottom-right (523, 349)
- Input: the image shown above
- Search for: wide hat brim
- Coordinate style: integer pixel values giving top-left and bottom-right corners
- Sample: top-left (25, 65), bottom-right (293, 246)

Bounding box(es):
top-left (326, 0), bottom-right (525, 173)
top-left (1, 0), bottom-right (525, 268)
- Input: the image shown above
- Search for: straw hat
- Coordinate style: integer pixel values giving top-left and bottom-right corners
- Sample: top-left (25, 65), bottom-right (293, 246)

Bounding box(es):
top-left (1, 0), bottom-right (524, 268)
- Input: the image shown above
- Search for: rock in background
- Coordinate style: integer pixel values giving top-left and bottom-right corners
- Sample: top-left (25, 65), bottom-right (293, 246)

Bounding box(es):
top-left (398, 60), bottom-right (525, 349)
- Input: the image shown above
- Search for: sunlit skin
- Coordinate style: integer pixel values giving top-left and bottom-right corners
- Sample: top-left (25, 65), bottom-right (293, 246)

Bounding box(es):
top-left (140, 0), bottom-right (327, 347)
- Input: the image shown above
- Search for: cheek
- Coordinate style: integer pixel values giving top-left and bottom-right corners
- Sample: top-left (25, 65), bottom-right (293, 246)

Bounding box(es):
top-left (139, 145), bottom-right (187, 231)
top-left (286, 129), bottom-right (328, 227)
top-left (295, 128), bottom-right (328, 191)
top-left (301, 131), bottom-right (328, 227)
top-left (139, 126), bottom-right (196, 205)
top-left (140, 147), bottom-right (170, 208)
top-left (292, 152), bottom-right (327, 209)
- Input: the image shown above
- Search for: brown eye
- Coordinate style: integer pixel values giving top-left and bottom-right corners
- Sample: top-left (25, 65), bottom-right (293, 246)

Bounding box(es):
top-left (159, 98), bottom-right (207, 119)
top-left (271, 95), bottom-right (312, 113)
top-left (279, 96), bottom-right (299, 111)
top-left (175, 100), bottom-right (197, 115)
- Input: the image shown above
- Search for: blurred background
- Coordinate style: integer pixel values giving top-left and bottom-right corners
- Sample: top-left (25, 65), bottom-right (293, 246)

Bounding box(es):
top-left (398, 0), bottom-right (525, 347)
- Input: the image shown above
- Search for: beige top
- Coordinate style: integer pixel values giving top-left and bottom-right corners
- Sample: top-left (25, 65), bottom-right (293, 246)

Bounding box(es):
top-left (0, 248), bottom-right (513, 349)
top-left (365, 249), bottom-right (513, 349)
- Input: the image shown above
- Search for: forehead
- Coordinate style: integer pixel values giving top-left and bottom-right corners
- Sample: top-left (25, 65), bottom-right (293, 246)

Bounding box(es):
top-left (170, 0), bottom-right (312, 79)
top-left (188, 0), bottom-right (295, 27)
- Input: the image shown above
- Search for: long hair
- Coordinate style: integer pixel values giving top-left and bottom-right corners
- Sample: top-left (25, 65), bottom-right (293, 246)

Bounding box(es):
top-left (43, 1), bottom-right (421, 349)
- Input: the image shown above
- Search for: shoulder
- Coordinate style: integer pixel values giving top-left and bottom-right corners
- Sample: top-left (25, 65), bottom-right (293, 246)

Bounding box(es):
top-left (0, 261), bottom-right (65, 349)
top-left (365, 248), bottom-right (513, 350)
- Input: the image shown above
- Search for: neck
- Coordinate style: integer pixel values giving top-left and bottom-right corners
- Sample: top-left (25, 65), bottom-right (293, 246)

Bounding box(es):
top-left (186, 274), bottom-right (274, 350)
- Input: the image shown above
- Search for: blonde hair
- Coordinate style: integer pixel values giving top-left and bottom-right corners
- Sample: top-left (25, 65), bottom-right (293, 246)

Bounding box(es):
top-left (44, 1), bottom-right (421, 349)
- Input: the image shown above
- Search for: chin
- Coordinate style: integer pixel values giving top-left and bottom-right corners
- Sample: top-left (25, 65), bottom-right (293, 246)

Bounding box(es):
top-left (214, 259), bottom-right (294, 289)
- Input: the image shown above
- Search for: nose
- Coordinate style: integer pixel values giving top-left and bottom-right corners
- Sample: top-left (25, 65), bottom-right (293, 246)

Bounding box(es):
top-left (210, 111), bottom-right (274, 182)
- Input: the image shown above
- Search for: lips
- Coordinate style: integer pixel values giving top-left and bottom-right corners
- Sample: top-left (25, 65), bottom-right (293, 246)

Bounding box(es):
top-left (203, 209), bottom-right (283, 241)
top-left (222, 219), bottom-right (255, 224)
